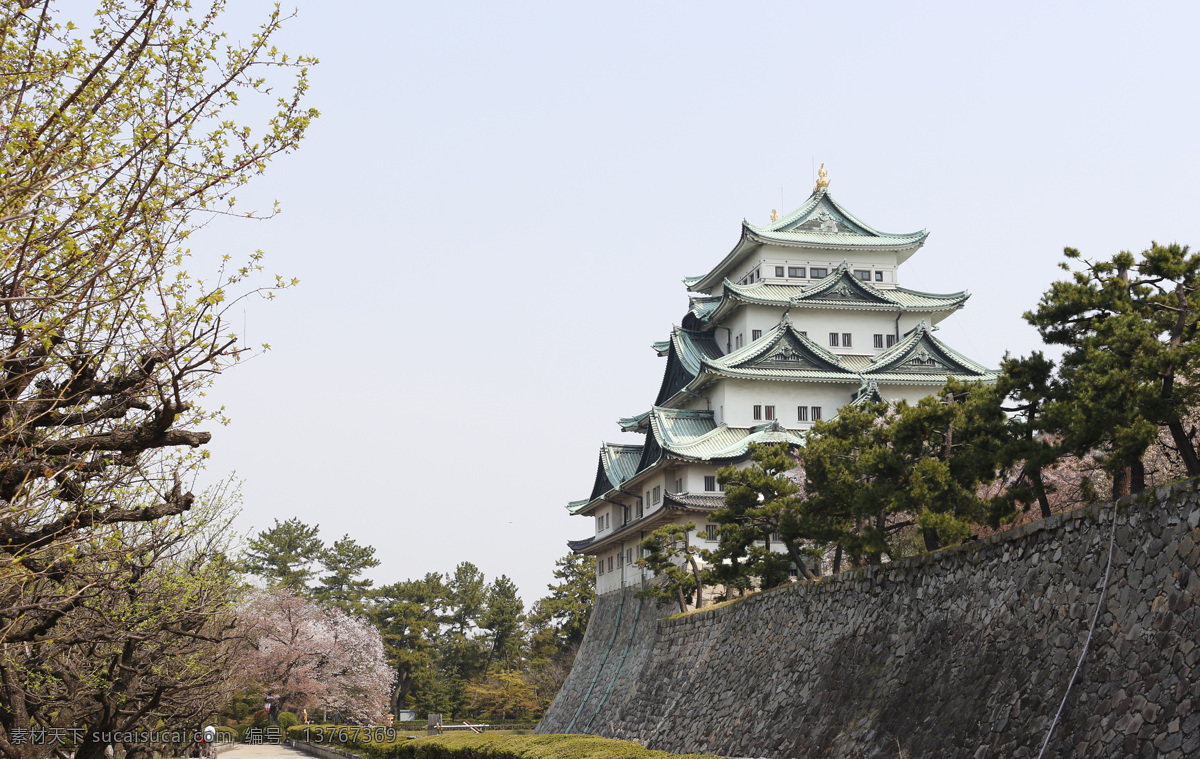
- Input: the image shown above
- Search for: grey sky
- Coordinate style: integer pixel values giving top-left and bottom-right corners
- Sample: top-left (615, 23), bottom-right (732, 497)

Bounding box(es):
top-left (197, 1), bottom-right (1200, 605)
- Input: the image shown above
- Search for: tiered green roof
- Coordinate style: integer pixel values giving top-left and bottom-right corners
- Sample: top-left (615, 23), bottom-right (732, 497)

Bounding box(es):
top-left (688, 188), bottom-right (929, 293)
top-left (568, 442), bottom-right (645, 515)
top-left (638, 407), bottom-right (804, 468)
top-left (684, 262), bottom-right (969, 329)
top-left (568, 181), bottom-right (996, 559)
top-left (651, 326), bottom-right (724, 407)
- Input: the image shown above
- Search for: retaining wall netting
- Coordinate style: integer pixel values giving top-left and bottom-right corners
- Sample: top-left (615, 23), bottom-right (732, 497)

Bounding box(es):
top-left (537, 481), bottom-right (1200, 758)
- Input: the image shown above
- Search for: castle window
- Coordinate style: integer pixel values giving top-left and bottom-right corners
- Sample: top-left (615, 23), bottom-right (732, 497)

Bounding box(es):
top-left (854, 270), bottom-right (871, 281)
top-left (617, 551), bottom-right (623, 567)
top-left (811, 406), bottom-right (822, 421)
top-left (607, 556), bottom-right (613, 572)
top-left (875, 271), bottom-right (884, 281)
top-left (636, 501), bottom-right (644, 519)
top-left (887, 334), bottom-right (896, 348)
top-left (810, 267), bottom-right (828, 278)
top-left (789, 267), bottom-right (804, 278)
top-left (764, 405), bottom-right (775, 421)
top-left (842, 333), bottom-right (852, 347)
top-left (775, 266), bottom-right (785, 277)
top-left (598, 559), bottom-right (604, 575)
top-left (752, 329), bottom-right (762, 341)
top-left (704, 476), bottom-right (716, 492)
top-left (874, 334), bottom-right (884, 349)
top-left (675, 478), bottom-right (683, 492)
top-left (797, 406), bottom-right (808, 422)
top-left (705, 524), bottom-right (718, 541)
top-left (623, 505), bottom-right (630, 525)
top-left (652, 486), bottom-right (661, 504)
top-left (829, 333), bottom-right (839, 347)
top-left (753, 405), bottom-right (762, 420)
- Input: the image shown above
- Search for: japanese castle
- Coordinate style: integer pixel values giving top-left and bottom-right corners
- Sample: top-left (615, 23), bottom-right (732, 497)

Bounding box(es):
top-left (568, 168), bottom-right (995, 596)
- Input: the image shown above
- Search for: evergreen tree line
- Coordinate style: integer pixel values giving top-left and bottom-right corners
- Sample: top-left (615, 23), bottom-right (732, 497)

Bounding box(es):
top-left (640, 242), bottom-right (1200, 611)
top-left (240, 520), bottom-right (595, 722)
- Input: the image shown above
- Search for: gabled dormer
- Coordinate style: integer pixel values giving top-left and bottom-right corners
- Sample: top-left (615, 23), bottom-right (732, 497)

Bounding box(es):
top-left (697, 318), bottom-right (860, 384)
top-left (863, 321), bottom-right (996, 384)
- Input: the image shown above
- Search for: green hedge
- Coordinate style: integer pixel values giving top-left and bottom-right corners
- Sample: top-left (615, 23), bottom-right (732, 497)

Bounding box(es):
top-left (287, 728), bottom-right (721, 759)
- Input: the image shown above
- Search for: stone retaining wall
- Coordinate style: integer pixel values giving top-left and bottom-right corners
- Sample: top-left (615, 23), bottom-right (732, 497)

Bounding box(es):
top-left (537, 482), bottom-right (1200, 758)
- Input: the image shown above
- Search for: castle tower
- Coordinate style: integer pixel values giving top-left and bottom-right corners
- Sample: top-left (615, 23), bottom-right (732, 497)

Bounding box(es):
top-left (568, 175), bottom-right (995, 595)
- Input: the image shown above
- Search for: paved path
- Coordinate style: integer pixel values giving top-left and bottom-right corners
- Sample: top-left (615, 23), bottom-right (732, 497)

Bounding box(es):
top-left (221, 744), bottom-right (308, 759)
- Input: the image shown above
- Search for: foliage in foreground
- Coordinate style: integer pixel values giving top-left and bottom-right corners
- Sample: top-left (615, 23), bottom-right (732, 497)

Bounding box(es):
top-left (0, 0), bottom-right (315, 756)
top-left (288, 728), bottom-right (721, 759)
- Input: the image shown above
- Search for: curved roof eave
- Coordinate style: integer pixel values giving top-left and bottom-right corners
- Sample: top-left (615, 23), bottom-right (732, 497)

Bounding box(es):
top-left (688, 225), bottom-right (760, 294)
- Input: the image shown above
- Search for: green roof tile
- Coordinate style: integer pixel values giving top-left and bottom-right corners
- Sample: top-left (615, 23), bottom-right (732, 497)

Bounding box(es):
top-left (861, 320), bottom-right (996, 382)
top-left (689, 188), bottom-right (928, 292)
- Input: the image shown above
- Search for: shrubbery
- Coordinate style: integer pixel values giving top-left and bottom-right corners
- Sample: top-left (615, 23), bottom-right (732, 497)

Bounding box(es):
top-left (287, 727), bottom-right (721, 759)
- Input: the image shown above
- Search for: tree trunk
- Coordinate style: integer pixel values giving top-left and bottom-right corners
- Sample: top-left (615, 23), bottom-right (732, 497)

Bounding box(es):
top-left (683, 533), bottom-right (704, 608)
top-left (1166, 419), bottom-right (1200, 476)
top-left (783, 540), bottom-right (818, 581)
top-left (1030, 467), bottom-right (1052, 519)
top-left (922, 527), bottom-right (941, 552)
top-left (1163, 282), bottom-right (1200, 476)
top-left (832, 543), bottom-right (843, 575)
top-left (686, 554), bottom-right (705, 609)
top-left (1131, 457), bottom-right (1146, 493)
top-left (1113, 466), bottom-right (1131, 499)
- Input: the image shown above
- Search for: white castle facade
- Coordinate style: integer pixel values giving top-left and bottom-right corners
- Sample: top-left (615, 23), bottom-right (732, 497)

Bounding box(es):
top-left (567, 170), bottom-right (995, 595)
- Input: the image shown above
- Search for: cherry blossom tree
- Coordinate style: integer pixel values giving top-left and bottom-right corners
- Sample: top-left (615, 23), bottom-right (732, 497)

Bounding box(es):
top-left (237, 589), bottom-right (394, 725)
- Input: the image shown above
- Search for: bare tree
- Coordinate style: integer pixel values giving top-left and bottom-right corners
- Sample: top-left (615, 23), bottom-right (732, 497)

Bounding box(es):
top-left (0, 486), bottom-right (248, 759)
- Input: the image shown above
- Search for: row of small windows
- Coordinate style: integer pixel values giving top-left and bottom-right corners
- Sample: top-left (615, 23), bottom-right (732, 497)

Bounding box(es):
top-left (829, 333), bottom-right (898, 349)
top-left (597, 546), bottom-right (643, 575)
top-left (704, 524), bottom-right (783, 542)
top-left (770, 266), bottom-right (829, 279)
top-left (753, 405), bottom-right (823, 422)
top-left (737, 330), bottom-right (898, 350)
top-left (738, 268), bottom-right (762, 286)
top-left (770, 266), bottom-right (885, 282)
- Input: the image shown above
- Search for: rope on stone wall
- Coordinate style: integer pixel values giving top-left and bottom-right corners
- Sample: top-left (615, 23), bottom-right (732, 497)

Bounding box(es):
top-left (566, 587), bottom-right (626, 733)
top-left (1036, 505), bottom-right (1120, 759)
top-left (582, 595), bottom-right (646, 735)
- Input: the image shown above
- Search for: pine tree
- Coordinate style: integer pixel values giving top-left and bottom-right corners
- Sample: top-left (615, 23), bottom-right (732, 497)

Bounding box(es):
top-left (242, 518), bottom-right (324, 591)
top-left (1025, 243), bottom-right (1200, 494)
top-left (316, 534), bottom-right (381, 612)
top-left (637, 522), bottom-right (706, 613)
top-left (481, 575), bottom-right (525, 676)
top-left (714, 443), bottom-right (820, 584)
top-left (528, 553), bottom-right (596, 653)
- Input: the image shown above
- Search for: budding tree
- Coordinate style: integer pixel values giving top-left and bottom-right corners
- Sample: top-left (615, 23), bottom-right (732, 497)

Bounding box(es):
top-left (0, 0), bottom-right (315, 590)
top-left (0, 0), bottom-right (315, 755)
